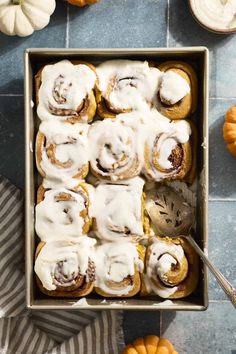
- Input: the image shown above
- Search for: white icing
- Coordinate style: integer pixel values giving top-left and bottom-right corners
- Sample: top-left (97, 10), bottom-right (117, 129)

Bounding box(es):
top-left (159, 71), bottom-right (190, 105)
top-left (37, 60), bottom-right (96, 122)
top-left (35, 188), bottom-right (89, 241)
top-left (153, 299), bottom-right (174, 306)
top-left (88, 118), bottom-right (142, 180)
top-left (34, 237), bottom-right (96, 291)
top-left (94, 242), bottom-right (143, 296)
top-left (145, 239), bottom-right (184, 298)
top-left (90, 177), bottom-right (144, 241)
top-left (39, 121), bottom-right (89, 183)
top-left (191, 0), bottom-right (236, 31)
top-left (145, 118), bottom-right (191, 181)
top-left (72, 298), bottom-right (90, 306)
top-left (96, 60), bottom-right (162, 111)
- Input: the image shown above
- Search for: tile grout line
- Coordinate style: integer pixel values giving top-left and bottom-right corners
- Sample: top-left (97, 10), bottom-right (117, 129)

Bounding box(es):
top-left (210, 97), bottom-right (236, 100)
top-left (0, 94), bottom-right (23, 97)
top-left (209, 198), bottom-right (236, 202)
top-left (209, 300), bottom-right (231, 303)
top-left (66, 3), bottom-right (70, 48)
top-left (166, 0), bottom-right (170, 47)
top-left (160, 310), bottom-right (162, 337)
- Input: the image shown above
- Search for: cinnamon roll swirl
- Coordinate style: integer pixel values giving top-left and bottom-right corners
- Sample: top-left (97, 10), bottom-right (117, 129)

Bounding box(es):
top-left (94, 242), bottom-right (144, 297)
top-left (35, 183), bottom-right (91, 241)
top-left (88, 118), bottom-right (142, 181)
top-left (91, 177), bottom-right (145, 241)
top-left (157, 61), bottom-right (197, 120)
top-left (36, 60), bottom-right (97, 123)
top-left (35, 237), bottom-right (96, 297)
top-left (35, 121), bottom-right (89, 183)
top-left (142, 237), bottom-right (198, 299)
top-left (96, 60), bottom-right (161, 118)
top-left (144, 119), bottom-right (192, 182)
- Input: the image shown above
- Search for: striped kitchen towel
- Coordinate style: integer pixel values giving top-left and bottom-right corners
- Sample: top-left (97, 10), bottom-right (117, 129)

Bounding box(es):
top-left (0, 176), bottom-right (124, 354)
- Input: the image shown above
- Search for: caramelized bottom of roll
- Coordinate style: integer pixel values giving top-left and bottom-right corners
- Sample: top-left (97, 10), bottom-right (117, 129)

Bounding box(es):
top-left (157, 61), bottom-right (197, 120)
top-left (95, 269), bottom-right (141, 298)
top-left (35, 242), bottom-right (94, 297)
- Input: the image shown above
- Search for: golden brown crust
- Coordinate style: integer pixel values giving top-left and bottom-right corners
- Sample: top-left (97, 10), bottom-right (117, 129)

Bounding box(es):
top-left (35, 129), bottom-right (89, 180)
top-left (157, 61), bottom-right (197, 120)
top-left (184, 120), bottom-right (197, 184)
top-left (95, 270), bottom-right (141, 298)
top-left (90, 154), bottom-right (141, 181)
top-left (144, 137), bottom-right (192, 182)
top-left (35, 60), bottom-right (98, 123)
top-left (143, 237), bottom-right (198, 299)
top-left (35, 241), bottom-right (94, 297)
top-left (36, 183), bottom-right (92, 234)
top-left (95, 245), bottom-right (145, 298)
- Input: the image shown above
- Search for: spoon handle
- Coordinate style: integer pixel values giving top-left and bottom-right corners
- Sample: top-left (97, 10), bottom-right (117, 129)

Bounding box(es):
top-left (187, 235), bottom-right (236, 308)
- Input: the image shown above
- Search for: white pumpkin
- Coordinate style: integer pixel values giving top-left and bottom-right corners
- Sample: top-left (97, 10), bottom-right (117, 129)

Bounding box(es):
top-left (0, 0), bottom-right (56, 37)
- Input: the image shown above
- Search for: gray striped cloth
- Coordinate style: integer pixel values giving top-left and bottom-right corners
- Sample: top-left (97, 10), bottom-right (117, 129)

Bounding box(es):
top-left (0, 176), bottom-right (124, 354)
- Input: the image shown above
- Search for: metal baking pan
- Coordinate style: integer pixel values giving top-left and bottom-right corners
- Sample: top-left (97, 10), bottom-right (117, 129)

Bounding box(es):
top-left (25, 47), bottom-right (209, 310)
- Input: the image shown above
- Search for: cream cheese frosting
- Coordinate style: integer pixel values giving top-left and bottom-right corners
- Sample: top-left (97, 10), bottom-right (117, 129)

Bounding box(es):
top-left (37, 60), bottom-right (96, 122)
top-left (34, 237), bottom-right (96, 291)
top-left (191, 0), bottom-right (236, 31)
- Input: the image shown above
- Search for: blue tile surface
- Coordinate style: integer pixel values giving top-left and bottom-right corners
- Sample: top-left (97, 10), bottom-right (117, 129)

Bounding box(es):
top-left (123, 311), bottom-right (160, 344)
top-left (209, 201), bottom-right (236, 300)
top-left (169, 0), bottom-right (236, 98)
top-left (0, 96), bottom-right (24, 189)
top-left (209, 98), bottom-right (236, 199)
top-left (69, 0), bottom-right (167, 48)
top-left (161, 302), bottom-right (236, 354)
top-left (0, 1), bottom-right (67, 94)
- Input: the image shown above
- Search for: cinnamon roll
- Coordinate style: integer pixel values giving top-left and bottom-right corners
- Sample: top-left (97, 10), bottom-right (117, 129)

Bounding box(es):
top-left (95, 60), bottom-right (161, 118)
top-left (34, 237), bottom-right (96, 297)
top-left (142, 237), bottom-right (198, 299)
top-left (88, 118), bottom-right (142, 181)
top-left (35, 121), bottom-right (89, 183)
top-left (143, 119), bottom-right (192, 182)
top-left (35, 183), bottom-right (91, 241)
top-left (94, 242), bottom-right (145, 297)
top-left (91, 177), bottom-right (145, 242)
top-left (36, 60), bottom-right (97, 123)
top-left (157, 61), bottom-right (197, 120)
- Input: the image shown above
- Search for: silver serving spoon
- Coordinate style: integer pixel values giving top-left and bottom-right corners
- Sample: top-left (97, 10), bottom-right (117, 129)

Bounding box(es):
top-left (145, 185), bottom-right (236, 308)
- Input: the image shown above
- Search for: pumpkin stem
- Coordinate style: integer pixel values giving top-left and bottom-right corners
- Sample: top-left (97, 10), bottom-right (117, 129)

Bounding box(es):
top-left (12, 0), bottom-right (23, 4)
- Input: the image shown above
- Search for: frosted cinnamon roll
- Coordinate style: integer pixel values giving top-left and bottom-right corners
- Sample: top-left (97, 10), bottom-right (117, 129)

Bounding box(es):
top-left (95, 242), bottom-right (145, 297)
top-left (91, 177), bottom-right (145, 241)
top-left (142, 237), bottom-right (198, 299)
top-left (36, 60), bottom-right (97, 123)
top-left (88, 118), bottom-right (142, 181)
top-left (144, 119), bottom-right (192, 182)
top-left (35, 237), bottom-right (96, 297)
top-left (157, 61), bottom-right (197, 120)
top-left (35, 183), bottom-right (91, 241)
top-left (36, 121), bottom-right (89, 183)
top-left (96, 60), bottom-right (161, 118)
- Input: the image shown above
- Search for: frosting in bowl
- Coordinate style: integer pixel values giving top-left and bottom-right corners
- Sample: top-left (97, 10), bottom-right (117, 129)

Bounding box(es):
top-left (190, 0), bottom-right (236, 32)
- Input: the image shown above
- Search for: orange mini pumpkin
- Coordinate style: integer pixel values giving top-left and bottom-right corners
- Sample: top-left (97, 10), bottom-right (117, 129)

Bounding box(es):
top-left (122, 335), bottom-right (178, 354)
top-left (67, 0), bottom-right (98, 6)
top-left (223, 106), bottom-right (236, 156)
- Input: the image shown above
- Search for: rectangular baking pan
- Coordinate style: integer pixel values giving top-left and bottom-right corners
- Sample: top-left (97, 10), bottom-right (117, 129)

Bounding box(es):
top-left (25, 47), bottom-right (209, 310)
